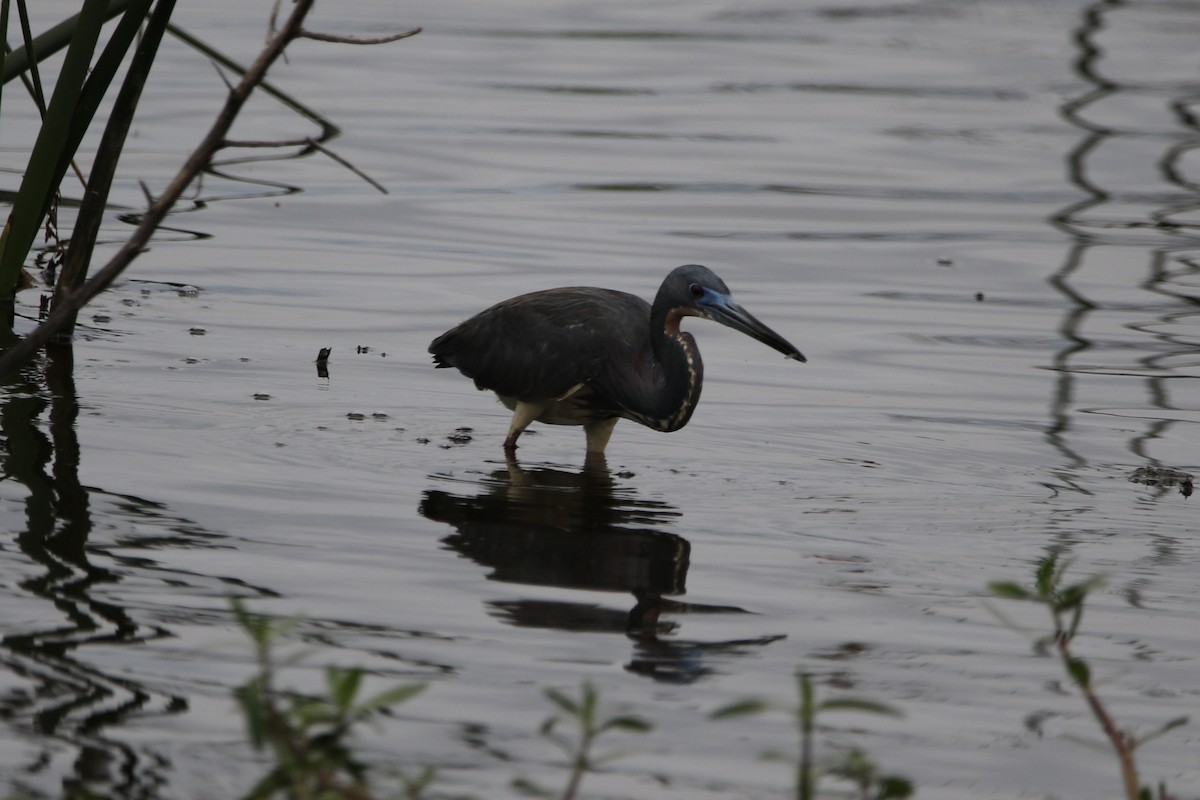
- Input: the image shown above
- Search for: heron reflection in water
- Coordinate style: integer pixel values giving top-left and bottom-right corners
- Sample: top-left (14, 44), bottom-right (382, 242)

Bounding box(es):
top-left (429, 265), bottom-right (804, 453)
top-left (420, 457), bottom-right (785, 683)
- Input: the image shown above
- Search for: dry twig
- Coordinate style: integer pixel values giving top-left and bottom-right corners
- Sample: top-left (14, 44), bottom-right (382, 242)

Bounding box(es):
top-left (0, 3), bottom-right (417, 377)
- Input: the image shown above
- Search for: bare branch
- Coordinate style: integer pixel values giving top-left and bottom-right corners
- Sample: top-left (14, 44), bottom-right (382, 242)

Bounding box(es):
top-left (210, 58), bottom-right (236, 92)
top-left (220, 138), bottom-right (313, 149)
top-left (0, 4), bottom-right (420, 377)
top-left (217, 137), bottom-right (388, 194)
top-left (304, 137), bottom-right (388, 194)
top-left (298, 26), bottom-right (421, 45)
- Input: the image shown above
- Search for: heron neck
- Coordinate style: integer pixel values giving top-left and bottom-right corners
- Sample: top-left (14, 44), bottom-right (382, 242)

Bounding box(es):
top-left (647, 305), bottom-right (704, 431)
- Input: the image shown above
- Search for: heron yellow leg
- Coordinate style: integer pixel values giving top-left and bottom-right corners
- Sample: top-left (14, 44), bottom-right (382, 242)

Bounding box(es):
top-left (583, 418), bottom-right (618, 454)
top-left (504, 400), bottom-right (548, 450)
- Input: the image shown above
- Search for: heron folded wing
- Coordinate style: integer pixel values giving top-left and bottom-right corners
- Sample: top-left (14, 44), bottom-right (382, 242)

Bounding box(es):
top-left (429, 287), bottom-right (652, 403)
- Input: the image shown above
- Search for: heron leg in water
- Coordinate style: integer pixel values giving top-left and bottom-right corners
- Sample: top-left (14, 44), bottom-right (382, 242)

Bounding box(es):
top-left (503, 400), bottom-right (548, 451)
top-left (584, 417), bottom-right (618, 454)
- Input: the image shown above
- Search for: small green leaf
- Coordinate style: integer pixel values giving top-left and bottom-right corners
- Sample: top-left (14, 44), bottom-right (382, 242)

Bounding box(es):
top-left (710, 698), bottom-right (770, 719)
top-left (988, 581), bottom-right (1033, 601)
top-left (327, 666), bottom-right (364, 710)
top-left (230, 597), bottom-right (271, 645)
top-left (511, 775), bottom-right (553, 798)
top-left (358, 682), bottom-right (425, 713)
top-left (1060, 731), bottom-right (1110, 752)
top-left (593, 745), bottom-right (650, 765)
top-left (1065, 657), bottom-right (1091, 688)
top-left (1134, 715), bottom-right (1188, 747)
top-left (877, 775), bottom-right (915, 799)
top-left (982, 600), bottom-right (1033, 638)
top-left (233, 684), bottom-right (268, 749)
top-left (1062, 606), bottom-right (1081, 641)
top-left (397, 764), bottom-right (438, 795)
top-left (579, 681), bottom-right (598, 723)
top-left (543, 687), bottom-right (580, 717)
top-left (817, 697), bottom-right (903, 718)
top-left (797, 671), bottom-right (815, 718)
top-left (599, 714), bottom-right (653, 733)
top-left (1056, 585), bottom-right (1089, 613)
top-left (1035, 555), bottom-right (1060, 597)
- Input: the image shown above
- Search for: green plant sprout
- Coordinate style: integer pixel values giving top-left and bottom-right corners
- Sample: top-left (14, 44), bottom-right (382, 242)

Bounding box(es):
top-left (988, 554), bottom-right (1188, 800)
top-left (711, 669), bottom-right (912, 800)
top-left (231, 598), bottom-right (429, 800)
top-left (513, 682), bottom-right (653, 800)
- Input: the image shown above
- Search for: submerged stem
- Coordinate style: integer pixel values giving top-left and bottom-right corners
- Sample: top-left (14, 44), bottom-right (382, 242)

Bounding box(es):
top-left (1051, 609), bottom-right (1140, 800)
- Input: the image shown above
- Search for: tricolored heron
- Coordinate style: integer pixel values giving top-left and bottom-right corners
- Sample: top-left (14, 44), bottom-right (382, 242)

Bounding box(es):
top-left (429, 264), bottom-right (805, 453)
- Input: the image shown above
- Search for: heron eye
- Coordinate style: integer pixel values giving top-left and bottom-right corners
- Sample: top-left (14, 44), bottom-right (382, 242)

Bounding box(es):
top-left (688, 283), bottom-right (704, 299)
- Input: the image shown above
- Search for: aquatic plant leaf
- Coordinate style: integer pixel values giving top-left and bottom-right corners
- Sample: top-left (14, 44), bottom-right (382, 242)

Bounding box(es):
top-left (1056, 584), bottom-right (1090, 613)
top-left (981, 600), bottom-right (1033, 639)
top-left (1035, 555), bottom-right (1061, 598)
top-left (877, 775), bottom-right (915, 799)
top-left (598, 714), bottom-right (653, 733)
top-left (359, 682), bottom-right (426, 713)
top-left (1065, 656), bottom-right (1091, 688)
top-left (543, 687), bottom-right (580, 717)
top-left (1134, 715), bottom-right (1188, 747)
top-left (511, 775), bottom-right (554, 798)
top-left (709, 698), bottom-right (771, 719)
top-left (233, 682), bottom-right (269, 749)
top-left (988, 581), bottom-right (1033, 600)
top-left (817, 697), bottom-right (903, 718)
top-left (326, 665), bottom-right (364, 711)
top-left (579, 681), bottom-right (598, 723)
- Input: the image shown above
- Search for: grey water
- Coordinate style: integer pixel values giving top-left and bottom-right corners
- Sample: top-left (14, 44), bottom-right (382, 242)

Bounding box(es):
top-left (1, 0), bottom-right (1198, 797)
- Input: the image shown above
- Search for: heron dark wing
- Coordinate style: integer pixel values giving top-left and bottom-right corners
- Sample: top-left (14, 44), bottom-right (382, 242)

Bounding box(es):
top-left (429, 287), bottom-right (654, 402)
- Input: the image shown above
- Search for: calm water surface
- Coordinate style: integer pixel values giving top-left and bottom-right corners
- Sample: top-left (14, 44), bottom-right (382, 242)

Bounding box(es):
top-left (2, 1), bottom-right (1199, 798)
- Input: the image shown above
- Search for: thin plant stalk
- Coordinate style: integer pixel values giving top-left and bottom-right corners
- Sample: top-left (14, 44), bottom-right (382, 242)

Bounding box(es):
top-left (1047, 593), bottom-right (1140, 798)
top-left (1, 0), bottom-right (133, 87)
top-left (533, 682), bottom-right (652, 800)
top-left (797, 671), bottom-right (814, 800)
top-left (0, 0), bottom-right (109, 294)
top-left (53, 0), bottom-right (176, 332)
top-left (989, 556), bottom-right (1187, 800)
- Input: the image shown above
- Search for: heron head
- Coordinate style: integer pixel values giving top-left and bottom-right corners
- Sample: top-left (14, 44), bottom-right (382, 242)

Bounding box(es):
top-left (662, 265), bottom-right (806, 362)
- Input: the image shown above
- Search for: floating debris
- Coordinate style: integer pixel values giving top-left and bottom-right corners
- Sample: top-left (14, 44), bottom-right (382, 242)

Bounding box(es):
top-left (315, 347), bottom-right (332, 378)
top-left (1129, 466), bottom-right (1193, 498)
